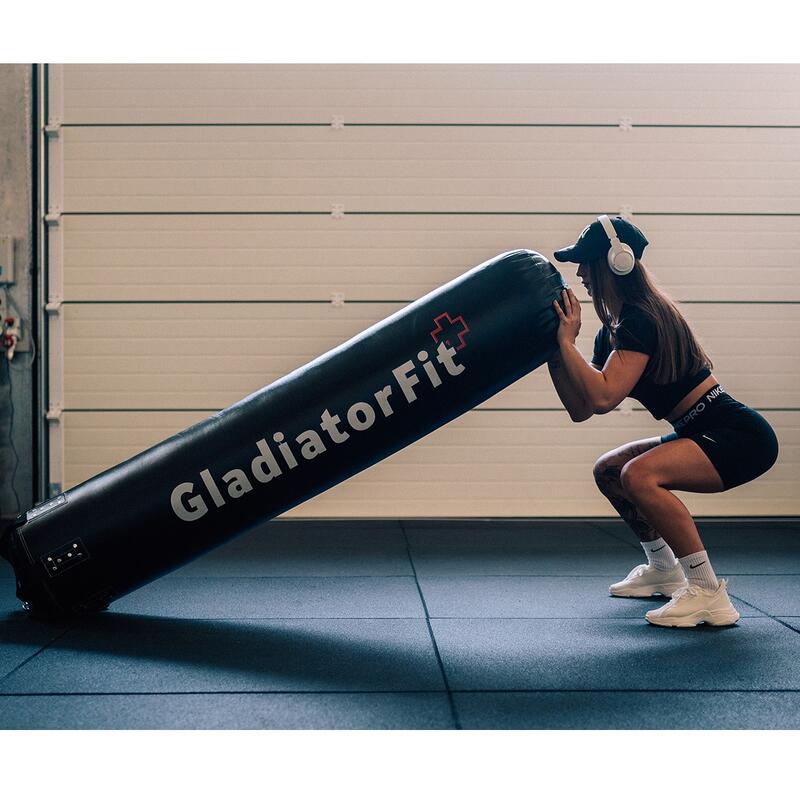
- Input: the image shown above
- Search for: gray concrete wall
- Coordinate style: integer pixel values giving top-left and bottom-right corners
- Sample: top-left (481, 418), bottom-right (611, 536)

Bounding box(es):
top-left (0, 64), bottom-right (34, 519)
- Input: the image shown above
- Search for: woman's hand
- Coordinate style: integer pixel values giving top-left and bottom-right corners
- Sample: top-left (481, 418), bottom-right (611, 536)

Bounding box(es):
top-left (553, 287), bottom-right (582, 346)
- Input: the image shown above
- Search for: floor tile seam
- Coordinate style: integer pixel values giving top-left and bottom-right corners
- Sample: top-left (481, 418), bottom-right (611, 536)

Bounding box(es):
top-left (145, 575), bottom-right (419, 581)
top-left (446, 685), bottom-right (800, 694)
top-left (727, 593), bottom-right (800, 632)
top-left (1, 613), bottom-right (771, 621)
top-left (588, 522), bottom-right (642, 550)
top-left (400, 521), bottom-right (463, 730)
top-left (415, 573), bottom-right (625, 578)
top-left (423, 614), bottom-right (766, 620)
top-left (0, 689), bottom-right (457, 697)
top-left (450, 688), bottom-right (800, 694)
top-left (167, 575), bottom-right (421, 580)
top-left (418, 616), bottom-right (767, 622)
top-left (0, 627), bottom-right (73, 684)
top-left (702, 552), bottom-right (800, 557)
top-left (5, 570), bottom-right (795, 587)
top-left (4, 688), bottom-right (800, 698)
top-left (1, 612), bottom-right (778, 622)
top-left (416, 572), bottom-right (800, 577)
top-left (425, 612), bottom-right (767, 619)
top-left (78, 615), bottom-right (433, 621)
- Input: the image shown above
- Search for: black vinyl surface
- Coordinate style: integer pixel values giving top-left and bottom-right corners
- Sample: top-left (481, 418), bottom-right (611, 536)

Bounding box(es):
top-left (0, 250), bottom-right (564, 616)
top-left (1, 518), bottom-right (799, 729)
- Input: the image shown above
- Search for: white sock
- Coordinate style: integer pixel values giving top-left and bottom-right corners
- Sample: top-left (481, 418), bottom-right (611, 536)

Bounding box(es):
top-left (678, 550), bottom-right (719, 591)
top-left (641, 538), bottom-right (678, 571)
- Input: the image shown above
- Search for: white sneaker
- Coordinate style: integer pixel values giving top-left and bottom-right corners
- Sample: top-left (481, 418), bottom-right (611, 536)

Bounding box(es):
top-left (609, 562), bottom-right (688, 598)
top-left (645, 579), bottom-right (741, 628)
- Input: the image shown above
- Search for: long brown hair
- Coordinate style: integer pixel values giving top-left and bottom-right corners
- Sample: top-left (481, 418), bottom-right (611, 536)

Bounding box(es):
top-left (586, 257), bottom-right (712, 384)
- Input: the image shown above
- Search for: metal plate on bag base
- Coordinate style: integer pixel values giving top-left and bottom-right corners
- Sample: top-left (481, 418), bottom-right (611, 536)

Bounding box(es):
top-left (42, 538), bottom-right (89, 578)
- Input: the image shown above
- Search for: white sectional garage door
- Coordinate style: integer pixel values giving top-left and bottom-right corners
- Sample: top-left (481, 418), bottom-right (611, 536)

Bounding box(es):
top-left (44, 64), bottom-right (800, 516)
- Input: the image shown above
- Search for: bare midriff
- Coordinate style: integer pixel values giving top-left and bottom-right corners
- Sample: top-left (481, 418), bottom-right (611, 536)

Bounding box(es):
top-left (664, 374), bottom-right (721, 424)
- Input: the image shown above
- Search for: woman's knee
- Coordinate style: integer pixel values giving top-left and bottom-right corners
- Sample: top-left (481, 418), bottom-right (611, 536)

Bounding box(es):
top-left (593, 453), bottom-right (621, 494)
top-left (619, 459), bottom-right (658, 500)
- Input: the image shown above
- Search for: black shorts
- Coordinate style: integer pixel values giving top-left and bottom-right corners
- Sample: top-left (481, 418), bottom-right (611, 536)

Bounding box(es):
top-left (660, 385), bottom-right (779, 490)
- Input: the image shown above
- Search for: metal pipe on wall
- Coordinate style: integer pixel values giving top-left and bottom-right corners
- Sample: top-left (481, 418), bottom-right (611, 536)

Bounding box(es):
top-left (35, 64), bottom-right (48, 504)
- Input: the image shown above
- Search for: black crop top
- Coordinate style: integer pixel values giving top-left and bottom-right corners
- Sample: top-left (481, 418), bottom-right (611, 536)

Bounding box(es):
top-left (591, 303), bottom-right (711, 420)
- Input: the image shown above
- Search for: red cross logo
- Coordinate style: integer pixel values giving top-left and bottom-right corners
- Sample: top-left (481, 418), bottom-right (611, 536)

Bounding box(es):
top-left (430, 312), bottom-right (470, 351)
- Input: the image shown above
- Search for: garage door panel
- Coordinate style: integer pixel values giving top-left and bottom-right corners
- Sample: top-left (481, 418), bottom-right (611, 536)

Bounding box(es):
top-left (63, 127), bottom-right (800, 214)
top-left (63, 64), bottom-right (800, 125)
top-left (62, 303), bottom-right (799, 410)
top-left (62, 214), bottom-right (800, 303)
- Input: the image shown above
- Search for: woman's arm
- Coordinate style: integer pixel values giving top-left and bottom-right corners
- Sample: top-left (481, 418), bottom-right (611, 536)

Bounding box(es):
top-left (558, 342), bottom-right (649, 413)
top-left (547, 353), bottom-right (594, 422)
top-left (553, 288), bottom-right (649, 414)
top-left (559, 341), bottom-right (616, 414)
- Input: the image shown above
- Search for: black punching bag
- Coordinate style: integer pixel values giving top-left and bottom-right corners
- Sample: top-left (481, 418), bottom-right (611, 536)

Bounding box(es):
top-left (1, 249), bottom-right (566, 617)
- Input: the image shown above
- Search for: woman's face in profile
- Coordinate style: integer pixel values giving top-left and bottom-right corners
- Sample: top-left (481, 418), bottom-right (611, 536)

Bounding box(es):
top-left (576, 262), bottom-right (592, 297)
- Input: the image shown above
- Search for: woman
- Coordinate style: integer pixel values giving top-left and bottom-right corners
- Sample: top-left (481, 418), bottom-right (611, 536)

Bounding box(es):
top-left (547, 215), bottom-right (779, 628)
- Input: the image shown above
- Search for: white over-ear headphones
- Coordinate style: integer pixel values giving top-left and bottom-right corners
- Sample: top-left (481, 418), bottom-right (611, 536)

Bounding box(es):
top-left (598, 214), bottom-right (636, 276)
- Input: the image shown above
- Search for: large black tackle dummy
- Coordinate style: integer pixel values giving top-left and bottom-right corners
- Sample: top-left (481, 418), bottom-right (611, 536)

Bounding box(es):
top-left (1, 250), bottom-right (566, 617)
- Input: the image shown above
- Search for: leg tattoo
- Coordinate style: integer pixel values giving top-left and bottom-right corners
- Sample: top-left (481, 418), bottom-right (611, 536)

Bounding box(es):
top-left (597, 464), bottom-right (659, 541)
top-left (593, 438), bottom-right (663, 543)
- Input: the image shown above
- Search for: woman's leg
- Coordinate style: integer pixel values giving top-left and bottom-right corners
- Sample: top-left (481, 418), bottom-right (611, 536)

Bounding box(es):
top-left (598, 436), bottom-right (738, 626)
top-left (596, 437), bottom-right (690, 598)
top-left (593, 437), bottom-right (664, 542)
top-left (620, 438), bottom-right (740, 627)
top-left (619, 437), bottom-right (725, 558)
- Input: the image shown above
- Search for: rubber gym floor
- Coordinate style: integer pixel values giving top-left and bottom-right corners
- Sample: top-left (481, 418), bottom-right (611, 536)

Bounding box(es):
top-left (1, 518), bottom-right (799, 729)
